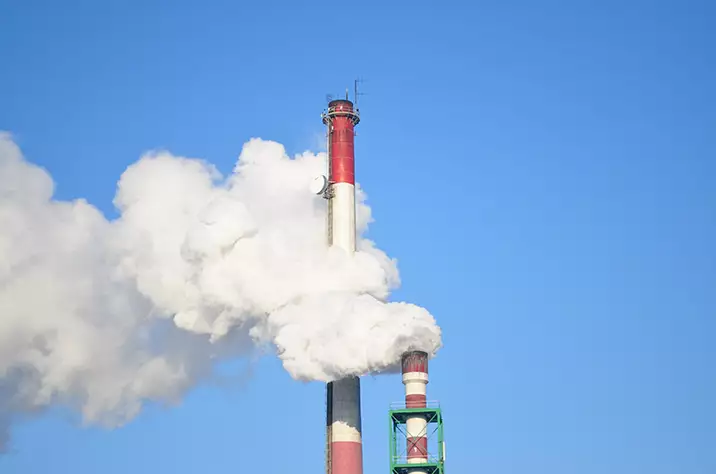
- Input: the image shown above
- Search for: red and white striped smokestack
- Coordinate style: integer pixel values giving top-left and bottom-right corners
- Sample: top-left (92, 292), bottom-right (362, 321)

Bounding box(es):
top-left (322, 99), bottom-right (363, 474)
top-left (402, 350), bottom-right (430, 473)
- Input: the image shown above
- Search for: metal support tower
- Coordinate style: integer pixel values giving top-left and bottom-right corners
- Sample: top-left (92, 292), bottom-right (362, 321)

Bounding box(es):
top-left (389, 403), bottom-right (445, 474)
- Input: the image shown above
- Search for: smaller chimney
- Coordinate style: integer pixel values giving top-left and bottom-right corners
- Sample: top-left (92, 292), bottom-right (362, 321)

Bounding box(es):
top-left (401, 351), bottom-right (429, 471)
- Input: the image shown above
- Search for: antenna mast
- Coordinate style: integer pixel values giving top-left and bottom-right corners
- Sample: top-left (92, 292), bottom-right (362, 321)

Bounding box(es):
top-left (354, 78), bottom-right (366, 106)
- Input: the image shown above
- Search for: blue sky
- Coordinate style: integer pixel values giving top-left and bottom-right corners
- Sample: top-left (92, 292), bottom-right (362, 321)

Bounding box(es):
top-left (1, 1), bottom-right (715, 473)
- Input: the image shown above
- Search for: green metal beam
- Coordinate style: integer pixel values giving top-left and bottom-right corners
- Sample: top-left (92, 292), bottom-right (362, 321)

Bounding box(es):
top-left (389, 407), bottom-right (445, 474)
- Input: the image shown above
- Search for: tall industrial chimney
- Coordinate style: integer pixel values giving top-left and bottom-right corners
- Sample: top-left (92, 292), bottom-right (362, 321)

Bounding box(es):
top-left (321, 98), bottom-right (363, 474)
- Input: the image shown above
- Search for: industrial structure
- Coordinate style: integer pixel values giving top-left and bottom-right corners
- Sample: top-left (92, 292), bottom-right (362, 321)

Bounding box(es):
top-left (321, 96), bottom-right (363, 474)
top-left (390, 351), bottom-right (445, 474)
top-left (318, 92), bottom-right (445, 474)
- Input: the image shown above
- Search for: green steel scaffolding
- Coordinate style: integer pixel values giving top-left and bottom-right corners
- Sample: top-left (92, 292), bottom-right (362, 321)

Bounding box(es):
top-left (388, 403), bottom-right (445, 474)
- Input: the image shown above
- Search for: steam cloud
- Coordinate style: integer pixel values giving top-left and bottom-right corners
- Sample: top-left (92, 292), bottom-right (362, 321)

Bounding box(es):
top-left (0, 132), bottom-right (441, 449)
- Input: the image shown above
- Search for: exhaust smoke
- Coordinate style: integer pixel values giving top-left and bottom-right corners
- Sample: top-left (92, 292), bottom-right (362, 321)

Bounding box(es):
top-left (0, 132), bottom-right (441, 449)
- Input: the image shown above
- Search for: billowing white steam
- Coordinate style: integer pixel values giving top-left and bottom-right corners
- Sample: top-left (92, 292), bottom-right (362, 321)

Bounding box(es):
top-left (0, 132), bottom-right (441, 449)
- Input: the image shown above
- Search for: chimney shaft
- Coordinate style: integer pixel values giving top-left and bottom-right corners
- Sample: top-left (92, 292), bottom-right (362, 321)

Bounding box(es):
top-left (322, 99), bottom-right (363, 474)
top-left (402, 351), bottom-right (429, 473)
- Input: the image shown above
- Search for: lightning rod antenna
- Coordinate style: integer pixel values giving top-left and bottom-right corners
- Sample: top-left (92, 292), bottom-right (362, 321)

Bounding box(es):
top-left (354, 78), bottom-right (366, 106)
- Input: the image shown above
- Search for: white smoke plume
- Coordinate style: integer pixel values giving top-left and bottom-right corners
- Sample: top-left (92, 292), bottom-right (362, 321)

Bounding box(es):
top-left (0, 132), bottom-right (441, 449)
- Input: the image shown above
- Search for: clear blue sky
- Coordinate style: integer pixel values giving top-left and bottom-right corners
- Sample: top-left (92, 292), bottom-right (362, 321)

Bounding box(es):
top-left (1, 1), bottom-right (715, 473)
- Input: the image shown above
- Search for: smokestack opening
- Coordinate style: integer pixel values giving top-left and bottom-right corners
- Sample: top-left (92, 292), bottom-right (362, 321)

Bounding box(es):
top-left (328, 99), bottom-right (354, 108)
top-left (401, 350), bottom-right (428, 376)
top-left (401, 351), bottom-right (429, 409)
